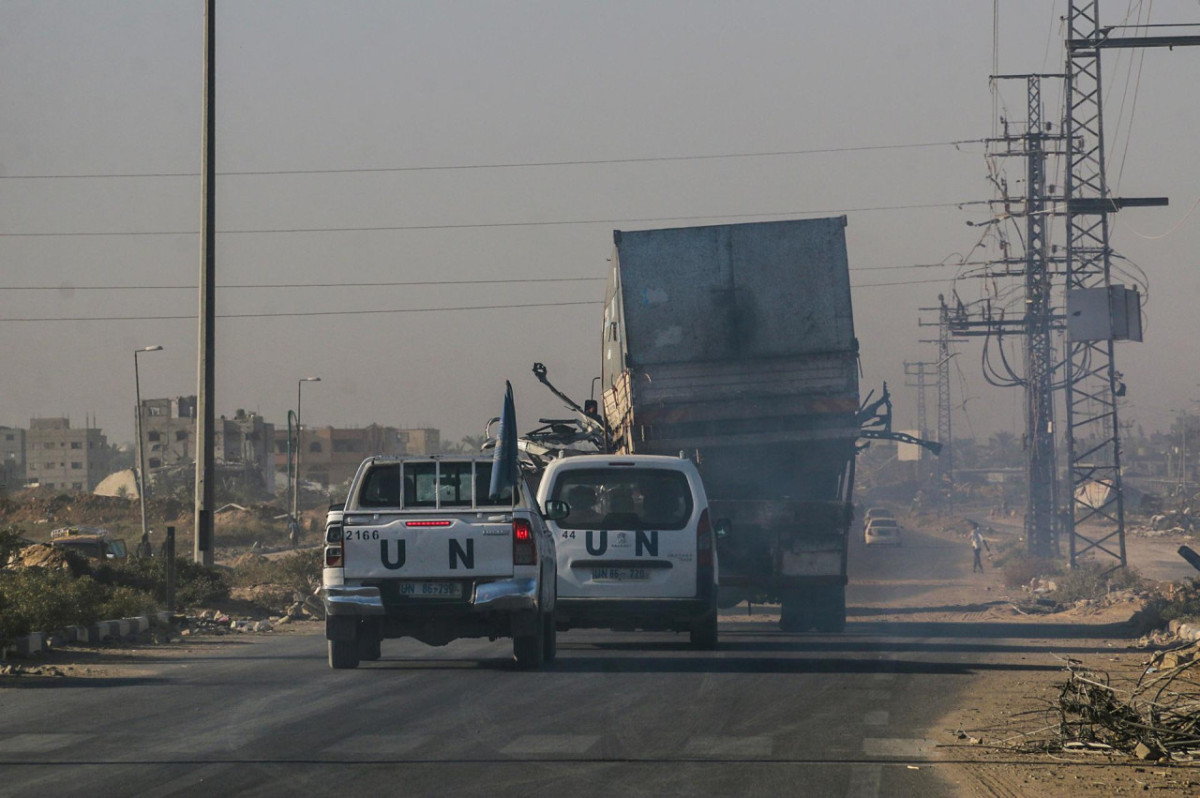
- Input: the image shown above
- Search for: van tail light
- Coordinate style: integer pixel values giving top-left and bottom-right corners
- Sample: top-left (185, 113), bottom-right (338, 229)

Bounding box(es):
top-left (324, 524), bottom-right (344, 568)
top-left (696, 508), bottom-right (713, 568)
top-left (513, 517), bottom-right (537, 565)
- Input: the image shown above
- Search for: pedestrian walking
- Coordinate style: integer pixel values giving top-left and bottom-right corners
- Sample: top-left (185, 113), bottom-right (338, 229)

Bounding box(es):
top-left (970, 524), bottom-right (990, 573)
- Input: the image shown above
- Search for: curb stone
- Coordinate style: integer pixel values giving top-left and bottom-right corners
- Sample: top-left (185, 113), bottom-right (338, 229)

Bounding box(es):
top-left (2, 611), bottom-right (172, 659)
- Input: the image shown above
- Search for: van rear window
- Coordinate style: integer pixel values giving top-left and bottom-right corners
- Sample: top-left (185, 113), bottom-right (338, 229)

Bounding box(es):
top-left (550, 468), bottom-right (693, 530)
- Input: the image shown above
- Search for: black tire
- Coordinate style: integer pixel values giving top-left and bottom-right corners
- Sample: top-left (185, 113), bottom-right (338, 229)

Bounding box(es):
top-left (690, 608), bottom-right (719, 650)
top-left (357, 632), bottom-right (382, 661)
top-left (328, 639), bottom-right (360, 670)
top-left (813, 586), bottom-right (847, 633)
top-left (779, 589), bottom-right (810, 633)
top-left (542, 611), bottom-right (558, 663)
top-left (513, 611), bottom-right (545, 669)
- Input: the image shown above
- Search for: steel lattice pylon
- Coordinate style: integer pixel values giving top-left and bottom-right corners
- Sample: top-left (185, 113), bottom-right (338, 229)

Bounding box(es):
top-left (1063, 0), bottom-right (1126, 569)
top-left (936, 297), bottom-right (953, 483)
top-left (1023, 75), bottom-right (1060, 558)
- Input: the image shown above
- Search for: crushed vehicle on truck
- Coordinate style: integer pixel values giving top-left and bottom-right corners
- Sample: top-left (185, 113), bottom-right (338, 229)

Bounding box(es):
top-left (319, 455), bottom-right (562, 669)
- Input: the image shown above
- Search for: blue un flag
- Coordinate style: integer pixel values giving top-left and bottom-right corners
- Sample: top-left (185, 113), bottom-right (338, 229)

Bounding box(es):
top-left (489, 381), bottom-right (519, 501)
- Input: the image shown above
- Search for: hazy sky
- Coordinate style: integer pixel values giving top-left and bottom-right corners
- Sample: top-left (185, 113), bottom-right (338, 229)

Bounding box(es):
top-left (2, 1), bottom-right (1198, 448)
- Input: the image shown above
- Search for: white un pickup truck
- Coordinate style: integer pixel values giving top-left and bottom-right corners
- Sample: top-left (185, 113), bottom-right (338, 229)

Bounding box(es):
top-left (319, 455), bottom-right (562, 669)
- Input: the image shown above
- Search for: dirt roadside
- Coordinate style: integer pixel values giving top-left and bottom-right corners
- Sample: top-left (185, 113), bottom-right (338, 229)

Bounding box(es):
top-left (0, 619), bottom-right (325, 684)
top-left (900, 517), bottom-right (1200, 797)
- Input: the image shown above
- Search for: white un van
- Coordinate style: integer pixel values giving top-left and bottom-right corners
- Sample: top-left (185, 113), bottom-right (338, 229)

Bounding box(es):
top-left (536, 454), bottom-right (718, 648)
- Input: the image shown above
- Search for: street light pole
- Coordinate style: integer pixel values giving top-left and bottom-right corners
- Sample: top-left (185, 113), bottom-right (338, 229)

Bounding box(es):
top-left (293, 377), bottom-right (321, 523)
top-left (134, 346), bottom-right (163, 548)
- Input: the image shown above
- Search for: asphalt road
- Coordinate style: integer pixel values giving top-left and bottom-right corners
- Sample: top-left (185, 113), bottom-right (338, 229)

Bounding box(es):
top-left (0, 521), bottom-right (1135, 797)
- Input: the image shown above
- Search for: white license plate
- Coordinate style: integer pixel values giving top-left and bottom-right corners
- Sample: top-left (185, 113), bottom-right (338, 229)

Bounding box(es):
top-left (394, 581), bottom-right (463, 598)
top-left (591, 567), bottom-right (650, 581)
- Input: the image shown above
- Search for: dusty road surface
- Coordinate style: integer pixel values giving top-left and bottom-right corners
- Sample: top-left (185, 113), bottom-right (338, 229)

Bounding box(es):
top-left (2, 517), bottom-right (1196, 797)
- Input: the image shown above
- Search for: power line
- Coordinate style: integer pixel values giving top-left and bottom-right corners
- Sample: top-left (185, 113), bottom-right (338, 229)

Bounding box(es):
top-left (0, 277), bottom-right (606, 291)
top-left (0, 200), bottom-right (988, 238)
top-left (0, 271), bottom-right (943, 321)
top-left (0, 300), bottom-right (602, 323)
top-left (0, 138), bottom-right (986, 180)
top-left (0, 264), bottom-right (971, 292)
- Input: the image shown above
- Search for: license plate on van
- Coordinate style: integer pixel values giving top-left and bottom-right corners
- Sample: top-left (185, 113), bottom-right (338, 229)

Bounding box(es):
top-left (591, 567), bottom-right (650, 582)
top-left (394, 581), bottom-right (463, 598)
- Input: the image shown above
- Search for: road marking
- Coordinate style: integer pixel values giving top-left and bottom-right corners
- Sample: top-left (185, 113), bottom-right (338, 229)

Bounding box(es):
top-left (322, 734), bottom-right (428, 755)
top-left (683, 736), bottom-right (773, 757)
top-left (863, 710), bottom-right (889, 727)
top-left (501, 734), bottom-right (599, 755)
top-left (846, 764), bottom-right (883, 797)
top-left (0, 733), bottom-right (91, 753)
top-left (862, 737), bottom-right (935, 758)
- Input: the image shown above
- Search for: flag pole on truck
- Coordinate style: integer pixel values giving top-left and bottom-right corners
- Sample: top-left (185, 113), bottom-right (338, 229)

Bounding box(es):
top-left (490, 381), bottom-right (519, 506)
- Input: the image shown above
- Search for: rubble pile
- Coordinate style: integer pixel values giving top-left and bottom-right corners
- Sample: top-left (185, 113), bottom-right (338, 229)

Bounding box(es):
top-left (1131, 509), bottom-right (1198, 538)
top-left (1010, 644), bottom-right (1200, 760)
top-left (5, 543), bottom-right (79, 572)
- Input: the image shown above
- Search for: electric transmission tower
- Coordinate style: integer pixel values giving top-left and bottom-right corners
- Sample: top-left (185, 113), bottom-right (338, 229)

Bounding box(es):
top-left (1062, 0), bottom-right (1191, 569)
top-left (984, 72), bottom-right (1069, 558)
top-left (918, 296), bottom-right (956, 493)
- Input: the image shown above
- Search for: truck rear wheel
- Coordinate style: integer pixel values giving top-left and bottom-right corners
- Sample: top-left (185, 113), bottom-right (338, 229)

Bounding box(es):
top-left (779, 589), bottom-right (810, 633)
top-left (813, 586), bottom-right (846, 633)
top-left (328, 639), bottom-right (360, 670)
top-left (513, 610), bottom-right (545, 669)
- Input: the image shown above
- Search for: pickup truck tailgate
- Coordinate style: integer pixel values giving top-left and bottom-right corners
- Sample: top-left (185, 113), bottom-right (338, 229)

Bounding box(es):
top-left (342, 514), bottom-right (513, 580)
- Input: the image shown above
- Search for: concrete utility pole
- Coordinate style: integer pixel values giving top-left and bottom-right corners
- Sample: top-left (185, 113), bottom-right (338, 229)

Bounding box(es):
top-left (293, 377), bottom-right (320, 522)
top-left (134, 345), bottom-right (163, 547)
top-left (195, 0), bottom-right (216, 566)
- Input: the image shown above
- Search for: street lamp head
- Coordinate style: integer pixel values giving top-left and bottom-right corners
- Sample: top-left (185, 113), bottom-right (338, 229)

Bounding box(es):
top-left (301, 376), bottom-right (321, 383)
top-left (137, 345), bottom-right (163, 353)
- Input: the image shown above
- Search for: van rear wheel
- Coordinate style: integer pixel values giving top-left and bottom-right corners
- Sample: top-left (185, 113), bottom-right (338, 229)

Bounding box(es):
top-left (690, 608), bottom-right (719, 650)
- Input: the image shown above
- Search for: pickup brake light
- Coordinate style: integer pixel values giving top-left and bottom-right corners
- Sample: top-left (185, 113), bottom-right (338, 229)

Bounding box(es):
top-left (324, 523), bottom-right (344, 568)
top-left (513, 518), bottom-right (537, 565)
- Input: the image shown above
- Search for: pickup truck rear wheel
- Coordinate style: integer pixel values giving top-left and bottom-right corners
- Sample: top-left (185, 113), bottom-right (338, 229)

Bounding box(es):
top-left (513, 610), bottom-right (545, 669)
top-left (542, 611), bottom-right (558, 663)
top-left (357, 631), bottom-right (382, 661)
top-left (328, 639), bottom-right (360, 670)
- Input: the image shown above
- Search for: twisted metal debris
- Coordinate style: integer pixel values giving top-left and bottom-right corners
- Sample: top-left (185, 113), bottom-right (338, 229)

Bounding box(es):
top-left (1005, 643), bottom-right (1200, 759)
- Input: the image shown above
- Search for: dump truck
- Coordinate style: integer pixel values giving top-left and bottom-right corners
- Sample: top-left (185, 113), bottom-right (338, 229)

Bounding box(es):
top-left (600, 217), bottom-right (861, 632)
